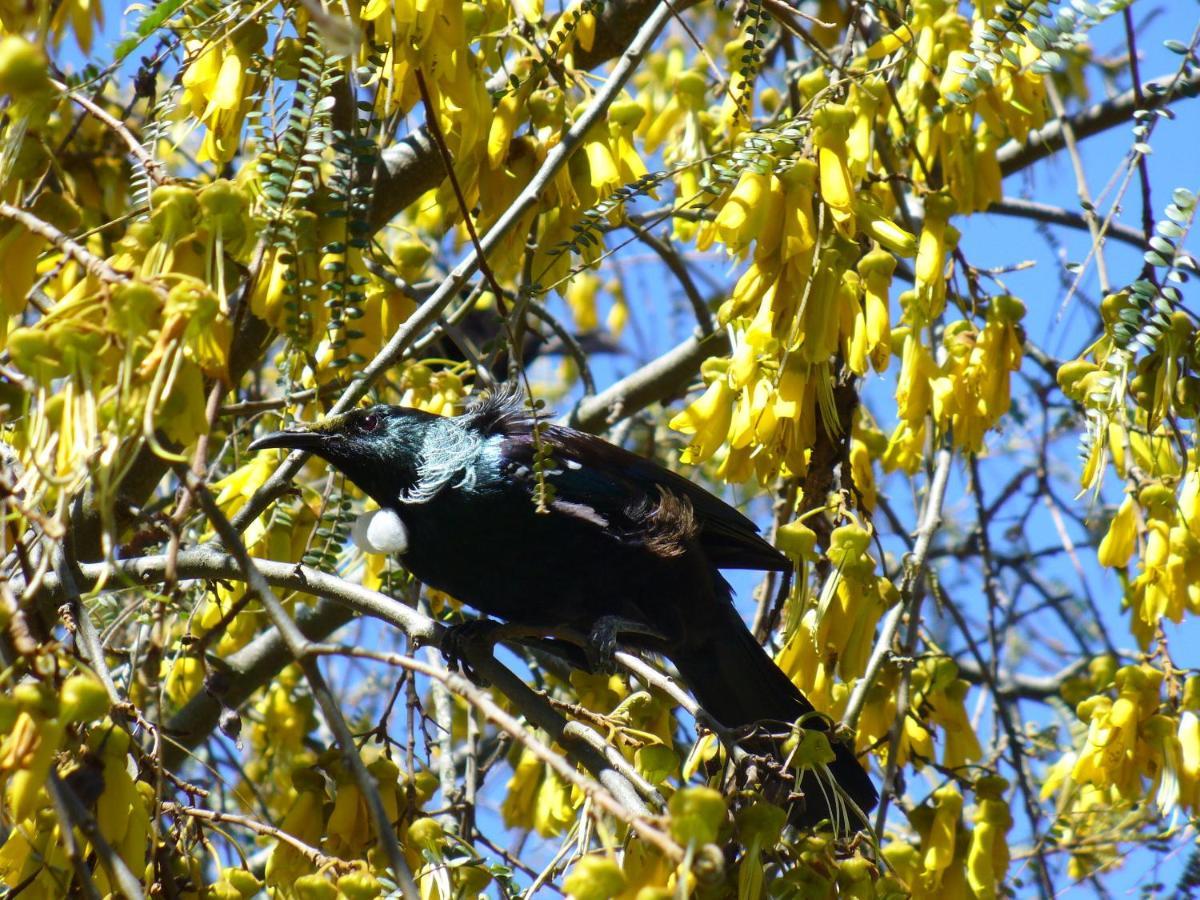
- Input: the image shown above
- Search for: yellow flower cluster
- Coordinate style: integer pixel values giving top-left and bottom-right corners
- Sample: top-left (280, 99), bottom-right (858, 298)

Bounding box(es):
top-left (855, 656), bottom-right (983, 773)
top-left (178, 23), bottom-right (266, 165)
top-left (886, 294), bottom-right (1026, 472)
top-left (502, 672), bottom-right (678, 838)
top-left (1035, 667), bottom-right (1200, 878)
top-left (264, 752), bottom-right (443, 897)
top-left (885, 776), bottom-right (1012, 900)
top-left (663, 0), bottom-right (1051, 485)
top-left (1095, 478), bottom-right (1200, 646)
top-left (671, 157), bottom-right (906, 482)
top-left (0, 0), bottom-right (103, 53)
top-left (776, 520), bottom-right (898, 712)
top-left (0, 673), bottom-right (151, 900)
top-left (884, 0), bottom-right (1043, 210)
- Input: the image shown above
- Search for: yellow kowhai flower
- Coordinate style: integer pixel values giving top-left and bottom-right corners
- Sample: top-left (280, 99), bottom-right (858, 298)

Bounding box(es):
top-left (1144, 714), bottom-right (1184, 815)
top-left (849, 435), bottom-right (878, 511)
top-left (265, 768), bottom-right (326, 889)
top-left (720, 257), bottom-right (778, 324)
top-left (642, 67), bottom-right (706, 154)
top-left (779, 159), bottom-right (819, 260)
top-left (854, 663), bottom-right (900, 755)
top-left (846, 76), bottom-right (886, 181)
top-left (967, 776), bottom-right (1012, 899)
top-left (178, 23), bottom-right (266, 165)
top-left (852, 248), bottom-right (896, 374)
top-left (795, 241), bottom-right (850, 364)
top-left (607, 96), bottom-right (649, 184)
top-left (1177, 710), bottom-right (1200, 812)
top-left (165, 656), bottom-right (205, 709)
top-left (857, 198), bottom-right (917, 258)
top-left (927, 677), bottom-right (983, 770)
top-left (486, 88), bottom-right (524, 170)
top-left (1128, 482), bottom-right (1200, 646)
top-left (670, 369), bottom-right (735, 465)
top-left (254, 666), bottom-right (315, 758)
top-left (533, 761), bottom-right (576, 837)
top-left (672, 165), bottom-right (705, 244)
top-left (0, 808), bottom-right (71, 898)
top-left (776, 608), bottom-right (833, 710)
top-left (863, 20), bottom-right (914, 60)
top-left (85, 724), bottom-right (149, 886)
top-left (326, 762), bottom-right (379, 858)
top-left (1071, 666), bottom-right (1164, 801)
top-left (774, 356), bottom-right (819, 471)
top-left (726, 375), bottom-right (777, 450)
top-left (912, 189), bottom-right (957, 322)
top-left (887, 327), bottom-right (936, 472)
top-left (197, 582), bottom-right (264, 656)
top-left (812, 103), bottom-right (857, 234)
top-left (932, 296), bottom-right (1025, 453)
top-left (501, 745), bottom-right (542, 832)
top-left (582, 125), bottom-right (622, 199)
top-left (972, 125), bottom-right (1005, 213)
top-left (923, 783), bottom-right (963, 886)
top-left (565, 271), bottom-right (601, 332)
top-left (1097, 494), bottom-right (1138, 568)
top-left (564, 856), bottom-right (625, 900)
top-left (713, 167), bottom-right (773, 254)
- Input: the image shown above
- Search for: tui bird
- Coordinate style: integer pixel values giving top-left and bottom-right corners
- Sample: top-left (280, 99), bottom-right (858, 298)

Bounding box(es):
top-left (249, 385), bottom-right (877, 829)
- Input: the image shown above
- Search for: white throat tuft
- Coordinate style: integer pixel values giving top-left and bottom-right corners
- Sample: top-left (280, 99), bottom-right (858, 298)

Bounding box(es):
top-left (351, 508), bottom-right (409, 555)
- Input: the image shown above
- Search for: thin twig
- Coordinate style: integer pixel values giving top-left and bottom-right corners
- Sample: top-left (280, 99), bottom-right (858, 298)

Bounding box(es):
top-left (841, 447), bottom-right (954, 732)
top-left (624, 219), bottom-right (714, 335)
top-left (162, 802), bottom-right (344, 871)
top-left (311, 644), bottom-right (686, 863)
top-left (0, 201), bottom-right (128, 284)
top-left (50, 79), bottom-right (169, 186)
top-left (1042, 79), bottom-right (1111, 294)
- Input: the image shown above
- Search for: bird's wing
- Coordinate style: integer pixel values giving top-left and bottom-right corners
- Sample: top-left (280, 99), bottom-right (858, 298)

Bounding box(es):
top-left (492, 420), bottom-right (790, 572)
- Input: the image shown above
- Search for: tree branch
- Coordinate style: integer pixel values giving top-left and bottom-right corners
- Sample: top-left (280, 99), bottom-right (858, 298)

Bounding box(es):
top-left (0, 200), bottom-right (128, 284)
top-left (32, 548), bottom-right (662, 828)
top-left (997, 69), bottom-right (1200, 177)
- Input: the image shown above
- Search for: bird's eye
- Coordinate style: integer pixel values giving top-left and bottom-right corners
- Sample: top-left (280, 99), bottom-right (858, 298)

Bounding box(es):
top-left (361, 414), bottom-right (379, 433)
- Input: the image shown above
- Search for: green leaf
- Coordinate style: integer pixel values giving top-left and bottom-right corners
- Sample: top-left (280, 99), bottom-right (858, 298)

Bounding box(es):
top-left (1149, 236), bottom-right (1176, 256)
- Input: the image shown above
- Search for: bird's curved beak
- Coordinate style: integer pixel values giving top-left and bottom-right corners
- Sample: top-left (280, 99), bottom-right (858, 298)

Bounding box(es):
top-left (248, 426), bottom-right (328, 454)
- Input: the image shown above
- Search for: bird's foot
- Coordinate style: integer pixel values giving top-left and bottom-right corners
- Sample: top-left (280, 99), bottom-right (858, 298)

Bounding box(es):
top-left (441, 619), bottom-right (505, 686)
top-left (584, 617), bottom-right (666, 675)
top-left (585, 620), bottom-right (619, 675)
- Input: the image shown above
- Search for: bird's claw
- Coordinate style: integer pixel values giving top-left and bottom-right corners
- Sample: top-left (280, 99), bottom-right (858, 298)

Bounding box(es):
top-left (441, 619), bottom-right (502, 686)
top-left (585, 620), bottom-right (620, 675)
top-left (583, 616), bottom-right (667, 674)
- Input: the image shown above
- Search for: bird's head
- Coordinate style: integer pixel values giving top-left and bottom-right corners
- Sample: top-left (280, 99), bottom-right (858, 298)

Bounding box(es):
top-left (248, 405), bottom-right (443, 505)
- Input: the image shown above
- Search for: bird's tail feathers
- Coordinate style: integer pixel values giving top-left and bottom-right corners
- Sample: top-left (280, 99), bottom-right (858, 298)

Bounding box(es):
top-left (670, 604), bottom-right (878, 831)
